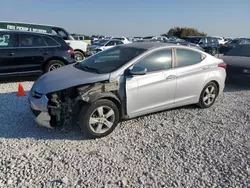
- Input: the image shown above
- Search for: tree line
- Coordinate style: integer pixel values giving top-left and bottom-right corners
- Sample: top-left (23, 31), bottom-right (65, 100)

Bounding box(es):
top-left (162, 27), bottom-right (207, 38)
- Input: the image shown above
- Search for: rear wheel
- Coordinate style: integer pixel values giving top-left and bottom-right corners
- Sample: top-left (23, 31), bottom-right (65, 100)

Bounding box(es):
top-left (197, 82), bottom-right (219, 108)
top-left (75, 51), bottom-right (85, 62)
top-left (44, 60), bottom-right (65, 73)
top-left (78, 99), bottom-right (120, 139)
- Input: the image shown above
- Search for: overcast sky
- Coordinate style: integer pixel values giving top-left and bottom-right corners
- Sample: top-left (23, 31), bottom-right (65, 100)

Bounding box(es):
top-left (1, 0), bottom-right (249, 37)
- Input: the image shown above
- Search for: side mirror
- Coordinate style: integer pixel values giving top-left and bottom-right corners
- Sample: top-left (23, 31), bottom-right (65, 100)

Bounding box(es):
top-left (129, 66), bottom-right (147, 75)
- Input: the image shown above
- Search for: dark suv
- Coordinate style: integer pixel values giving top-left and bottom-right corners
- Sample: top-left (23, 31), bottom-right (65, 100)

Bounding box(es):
top-left (183, 36), bottom-right (220, 55)
top-left (0, 30), bottom-right (75, 77)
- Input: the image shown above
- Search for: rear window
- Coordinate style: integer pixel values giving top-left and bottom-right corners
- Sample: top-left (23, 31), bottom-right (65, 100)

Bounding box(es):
top-left (43, 36), bottom-right (60, 46)
top-left (225, 45), bottom-right (250, 57)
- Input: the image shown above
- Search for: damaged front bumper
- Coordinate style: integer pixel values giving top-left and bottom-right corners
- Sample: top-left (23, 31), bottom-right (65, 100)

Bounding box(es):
top-left (28, 93), bottom-right (53, 129)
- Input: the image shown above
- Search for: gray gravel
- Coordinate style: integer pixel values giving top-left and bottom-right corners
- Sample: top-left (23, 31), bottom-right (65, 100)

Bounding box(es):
top-left (0, 80), bottom-right (250, 188)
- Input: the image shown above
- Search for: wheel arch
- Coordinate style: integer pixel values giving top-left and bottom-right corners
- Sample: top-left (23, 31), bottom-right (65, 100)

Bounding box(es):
top-left (42, 57), bottom-right (68, 73)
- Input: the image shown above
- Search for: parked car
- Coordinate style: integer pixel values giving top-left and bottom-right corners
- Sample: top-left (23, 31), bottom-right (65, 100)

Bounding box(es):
top-left (0, 21), bottom-right (88, 62)
top-left (112, 37), bottom-right (131, 44)
top-left (140, 36), bottom-right (169, 42)
top-left (86, 39), bottom-right (124, 56)
top-left (220, 44), bottom-right (250, 82)
top-left (183, 36), bottom-right (220, 56)
top-left (219, 38), bottom-right (250, 54)
top-left (213, 36), bottom-right (226, 45)
top-left (71, 34), bottom-right (91, 45)
top-left (0, 30), bottom-right (75, 77)
top-left (165, 41), bottom-right (204, 51)
top-left (28, 42), bottom-right (226, 138)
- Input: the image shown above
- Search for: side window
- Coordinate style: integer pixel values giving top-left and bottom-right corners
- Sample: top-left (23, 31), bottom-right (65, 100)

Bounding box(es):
top-left (106, 41), bottom-right (115, 46)
top-left (207, 37), bottom-right (212, 43)
top-left (115, 41), bottom-right (123, 45)
top-left (43, 36), bottom-right (60, 46)
top-left (79, 36), bottom-right (84, 40)
top-left (134, 49), bottom-right (172, 72)
top-left (19, 34), bottom-right (46, 47)
top-left (0, 32), bottom-right (16, 48)
top-left (176, 49), bottom-right (202, 67)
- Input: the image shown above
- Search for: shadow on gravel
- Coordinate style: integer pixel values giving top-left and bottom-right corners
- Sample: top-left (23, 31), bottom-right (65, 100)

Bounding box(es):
top-left (0, 76), bottom-right (39, 83)
top-left (0, 91), bottom-right (86, 141)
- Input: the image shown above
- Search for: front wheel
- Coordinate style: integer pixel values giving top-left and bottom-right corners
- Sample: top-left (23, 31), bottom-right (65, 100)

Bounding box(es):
top-left (78, 99), bottom-right (120, 139)
top-left (197, 82), bottom-right (219, 108)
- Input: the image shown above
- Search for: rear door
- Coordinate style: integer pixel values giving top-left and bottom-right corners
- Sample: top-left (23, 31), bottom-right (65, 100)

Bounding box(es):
top-left (14, 33), bottom-right (50, 73)
top-left (174, 48), bottom-right (210, 105)
top-left (0, 31), bottom-right (19, 75)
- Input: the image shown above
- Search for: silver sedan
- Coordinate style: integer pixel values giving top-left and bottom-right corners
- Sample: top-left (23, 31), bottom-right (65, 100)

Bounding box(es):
top-left (28, 42), bottom-right (227, 138)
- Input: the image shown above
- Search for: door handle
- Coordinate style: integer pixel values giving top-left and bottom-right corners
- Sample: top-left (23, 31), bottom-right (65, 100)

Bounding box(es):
top-left (165, 75), bottom-right (176, 80)
top-left (6, 52), bottom-right (14, 56)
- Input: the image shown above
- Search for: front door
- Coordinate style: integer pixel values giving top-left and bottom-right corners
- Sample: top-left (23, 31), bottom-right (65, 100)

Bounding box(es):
top-left (125, 48), bottom-right (177, 118)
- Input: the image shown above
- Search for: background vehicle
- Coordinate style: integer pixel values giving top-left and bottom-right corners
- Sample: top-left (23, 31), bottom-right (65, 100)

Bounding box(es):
top-left (165, 41), bottom-right (204, 51)
top-left (183, 36), bottom-right (220, 55)
top-left (0, 30), bottom-right (75, 77)
top-left (28, 43), bottom-right (226, 139)
top-left (0, 21), bottom-right (88, 62)
top-left (213, 36), bottom-right (226, 45)
top-left (219, 38), bottom-right (250, 54)
top-left (220, 44), bottom-right (250, 83)
top-left (86, 39), bottom-right (124, 56)
top-left (112, 37), bottom-right (131, 44)
top-left (71, 34), bottom-right (91, 45)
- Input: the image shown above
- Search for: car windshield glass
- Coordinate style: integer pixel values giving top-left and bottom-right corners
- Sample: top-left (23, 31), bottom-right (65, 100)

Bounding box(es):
top-left (94, 40), bottom-right (108, 46)
top-left (142, 36), bottom-right (153, 39)
top-left (227, 39), bottom-right (241, 45)
top-left (184, 37), bottom-right (201, 43)
top-left (225, 45), bottom-right (250, 57)
top-left (75, 46), bottom-right (146, 74)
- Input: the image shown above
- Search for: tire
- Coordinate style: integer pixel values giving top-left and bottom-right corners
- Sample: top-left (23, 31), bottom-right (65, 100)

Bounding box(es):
top-left (197, 82), bottom-right (219, 108)
top-left (74, 51), bottom-right (85, 62)
top-left (78, 99), bottom-right (120, 139)
top-left (211, 48), bottom-right (217, 56)
top-left (44, 60), bottom-right (65, 73)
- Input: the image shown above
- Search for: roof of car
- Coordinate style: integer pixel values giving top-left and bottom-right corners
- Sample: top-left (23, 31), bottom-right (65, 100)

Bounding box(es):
top-left (122, 42), bottom-right (179, 50)
top-left (0, 29), bottom-right (56, 36)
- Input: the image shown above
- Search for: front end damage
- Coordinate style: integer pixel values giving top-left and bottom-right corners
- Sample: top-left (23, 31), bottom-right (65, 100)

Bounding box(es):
top-left (46, 81), bottom-right (121, 129)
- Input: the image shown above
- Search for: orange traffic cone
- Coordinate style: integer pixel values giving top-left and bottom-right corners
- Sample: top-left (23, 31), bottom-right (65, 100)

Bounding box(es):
top-left (17, 83), bottom-right (26, 96)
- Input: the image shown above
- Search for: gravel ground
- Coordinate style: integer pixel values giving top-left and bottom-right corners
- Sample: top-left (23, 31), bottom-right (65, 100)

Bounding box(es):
top-left (0, 79), bottom-right (250, 188)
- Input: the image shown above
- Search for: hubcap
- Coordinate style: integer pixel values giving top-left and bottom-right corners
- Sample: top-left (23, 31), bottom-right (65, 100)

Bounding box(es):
top-left (203, 85), bottom-right (216, 105)
top-left (48, 63), bottom-right (62, 71)
top-left (75, 54), bottom-right (84, 62)
top-left (89, 106), bottom-right (115, 134)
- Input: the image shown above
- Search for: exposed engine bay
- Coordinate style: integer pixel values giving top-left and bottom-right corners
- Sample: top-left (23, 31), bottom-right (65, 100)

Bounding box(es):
top-left (46, 81), bottom-right (121, 128)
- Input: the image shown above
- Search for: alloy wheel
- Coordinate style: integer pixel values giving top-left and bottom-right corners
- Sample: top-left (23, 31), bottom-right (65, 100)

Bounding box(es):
top-left (48, 63), bottom-right (63, 71)
top-left (89, 106), bottom-right (115, 134)
top-left (203, 85), bottom-right (216, 106)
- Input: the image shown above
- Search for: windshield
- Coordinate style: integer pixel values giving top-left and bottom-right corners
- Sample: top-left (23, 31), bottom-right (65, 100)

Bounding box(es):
top-left (225, 45), bottom-right (250, 57)
top-left (74, 46), bottom-right (146, 74)
top-left (184, 37), bottom-right (201, 44)
top-left (93, 39), bottom-right (109, 46)
top-left (227, 39), bottom-right (241, 45)
top-left (143, 36), bottom-right (153, 39)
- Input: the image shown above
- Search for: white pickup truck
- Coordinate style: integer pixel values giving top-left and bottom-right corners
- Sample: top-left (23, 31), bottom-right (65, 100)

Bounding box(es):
top-left (0, 21), bottom-right (88, 61)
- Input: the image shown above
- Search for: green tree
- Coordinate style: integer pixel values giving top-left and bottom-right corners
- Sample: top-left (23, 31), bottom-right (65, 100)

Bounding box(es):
top-left (165, 27), bottom-right (207, 38)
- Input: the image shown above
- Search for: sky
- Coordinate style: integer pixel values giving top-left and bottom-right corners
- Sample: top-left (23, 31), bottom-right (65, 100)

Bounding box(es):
top-left (1, 0), bottom-right (250, 38)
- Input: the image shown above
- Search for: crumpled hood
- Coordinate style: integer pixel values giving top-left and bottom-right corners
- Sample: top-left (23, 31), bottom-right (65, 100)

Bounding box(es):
top-left (33, 64), bottom-right (110, 94)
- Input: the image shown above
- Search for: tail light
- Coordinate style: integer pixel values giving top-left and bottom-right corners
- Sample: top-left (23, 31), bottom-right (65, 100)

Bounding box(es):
top-left (68, 47), bottom-right (74, 55)
top-left (218, 62), bottom-right (227, 69)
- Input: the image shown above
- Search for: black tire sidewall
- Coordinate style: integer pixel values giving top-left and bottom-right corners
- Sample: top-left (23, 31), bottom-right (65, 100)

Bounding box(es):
top-left (198, 82), bottom-right (218, 108)
top-left (44, 60), bottom-right (65, 73)
top-left (74, 51), bottom-right (84, 61)
top-left (79, 99), bottom-right (120, 139)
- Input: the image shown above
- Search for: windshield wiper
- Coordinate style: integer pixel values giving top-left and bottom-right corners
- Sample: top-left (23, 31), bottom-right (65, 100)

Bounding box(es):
top-left (80, 65), bottom-right (101, 74)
